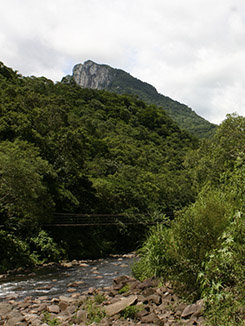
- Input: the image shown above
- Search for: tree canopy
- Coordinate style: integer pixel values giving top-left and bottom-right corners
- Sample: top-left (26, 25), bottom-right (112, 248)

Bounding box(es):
top-left (0, 62), bottom-right (198, 269)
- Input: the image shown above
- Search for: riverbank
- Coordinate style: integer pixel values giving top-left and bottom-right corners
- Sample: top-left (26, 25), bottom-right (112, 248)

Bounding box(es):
top-left (0, 274), bottom-right (205, 325)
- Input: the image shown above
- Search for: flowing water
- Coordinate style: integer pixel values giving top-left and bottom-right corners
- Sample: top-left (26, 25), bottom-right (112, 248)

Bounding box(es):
top-left (0, 256), bottom-right (136, 301)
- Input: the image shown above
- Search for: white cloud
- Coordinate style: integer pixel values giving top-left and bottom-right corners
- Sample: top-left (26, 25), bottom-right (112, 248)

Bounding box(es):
top-left (1, 0), bottom-right (245, 123)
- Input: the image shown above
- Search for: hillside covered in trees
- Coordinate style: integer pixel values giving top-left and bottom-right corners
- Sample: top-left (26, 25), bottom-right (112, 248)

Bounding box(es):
top-left (1, 61), bottom-right (245, 325)
top-left (0, 61), bottom-right (197, 270)
top-left (67, 60), bottom-right (217, 138)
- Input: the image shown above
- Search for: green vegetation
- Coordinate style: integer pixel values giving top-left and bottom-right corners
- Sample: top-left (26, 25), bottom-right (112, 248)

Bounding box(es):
top-left (0, 61), bottom-right (197, 271)
top-left (85, 298), bottom-right (106, 324)
top-left (120, 304), bottom-right (144, 320)
top-left (133, 113), bottom-right (245, 325)
top-left (1, 60), bottom-right (244, 325)
top-left (42, 312), bottom-right (61, 326)
top-left (93, 293), bottom-right (106, 304)
top-left (72, 63), bottom-right (217, 138)
top-left (118, 283), bottom-right (130, 294)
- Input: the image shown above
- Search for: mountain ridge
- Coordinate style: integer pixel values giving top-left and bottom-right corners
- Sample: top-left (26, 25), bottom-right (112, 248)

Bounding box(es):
top-left (63, 60), bottom-right (216, 138)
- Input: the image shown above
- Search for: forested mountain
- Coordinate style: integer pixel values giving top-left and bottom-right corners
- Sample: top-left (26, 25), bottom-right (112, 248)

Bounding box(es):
top-left (0, 61), bottom-right (197, 269)
top-left (64, 60), bottom-right (216, 138)
top-left (1, 61), bottom-right (245, 325)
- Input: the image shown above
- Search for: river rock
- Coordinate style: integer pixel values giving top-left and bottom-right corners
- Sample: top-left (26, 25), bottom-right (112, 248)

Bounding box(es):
top-left (147, 294), bottom-right (162, 305)
top-left (47, 305), bottom-right (60, 314)
top-left (58, 300), bottom-right (69, 311)
top-left (59, 295), bottom-right (74, 303)
top-left (80, 263), bottom-right (89, 267)
top-left (0, 303), bottom-right (12, 316)
top-left (76, 309), bottom-right (87, 323)
top-left (62, 262), bottom-right (73, 268)
top-left (141, 312), bottom-right (159, 324)
top-left (0, 267), bottom-right (206, 326)
top-left (5, 309), bottom-right (24, 326)
top-left (105, 295), bottom-right (138, 316)
top-left (181, 299), bottom-right (204, 318)
top-left (67, 280), bottom-right (84, 287)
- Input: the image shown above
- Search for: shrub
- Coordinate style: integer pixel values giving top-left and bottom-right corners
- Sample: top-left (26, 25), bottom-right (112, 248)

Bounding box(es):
top-left (0, 230), bottom-right (31, 272)
top-left (171, 188), bottom-right (232, 288)
top-left (132, 222), bottom-right (177, 281)
top-left (29, 230), bottom-right (65, 264)
top-left (133, 188), bottom-right (233, 293)
top-left (85, 298), bottom-right (106, 324)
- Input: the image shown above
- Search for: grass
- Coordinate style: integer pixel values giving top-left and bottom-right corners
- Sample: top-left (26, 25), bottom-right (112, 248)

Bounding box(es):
top-left (120, 304), bottom-right (145, 320)
top-left (85, 298), bottom-right (106, 324)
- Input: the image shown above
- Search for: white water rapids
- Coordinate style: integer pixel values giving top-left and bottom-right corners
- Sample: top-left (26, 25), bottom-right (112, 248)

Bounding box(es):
top-left (0, 256), bottom-right (136, 301)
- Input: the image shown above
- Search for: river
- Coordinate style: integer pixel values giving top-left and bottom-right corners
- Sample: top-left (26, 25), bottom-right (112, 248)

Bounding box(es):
top-left (0, 255), bottom-right (136, 301)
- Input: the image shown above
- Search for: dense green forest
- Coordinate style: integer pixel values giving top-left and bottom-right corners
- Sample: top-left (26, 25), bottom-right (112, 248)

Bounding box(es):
top-left (1, 61), bottom-right (244, 325)
top-left (0, 61), bottom-right (197, 270)
top-left (107, 69), bottom-right (217, 138)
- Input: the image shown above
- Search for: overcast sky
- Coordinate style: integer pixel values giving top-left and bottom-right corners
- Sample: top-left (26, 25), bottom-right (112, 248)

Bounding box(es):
top-left (1, 0), bottom-right (245, 124)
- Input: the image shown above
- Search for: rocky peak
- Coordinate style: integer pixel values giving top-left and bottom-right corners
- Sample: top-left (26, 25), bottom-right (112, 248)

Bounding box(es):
top-left (72, 60), bottom-right (115, 89)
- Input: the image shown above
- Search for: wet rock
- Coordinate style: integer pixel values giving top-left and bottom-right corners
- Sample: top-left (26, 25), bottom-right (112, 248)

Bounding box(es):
top-left (62, 262), bottom-right (73, 268)
top-left (80, 263), bottom-right (89, 267)
top-left (92, 270), bottom-right (99, 274)
top-left (67, 280), bottom-right (84, 287)
top-left (36, 284), bottom-right (52, 290)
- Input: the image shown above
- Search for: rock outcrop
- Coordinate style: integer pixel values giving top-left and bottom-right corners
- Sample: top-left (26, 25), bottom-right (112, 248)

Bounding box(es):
top-left (62, 60), bottom-right (216, 138)
top-left (72, 60), bottom-right (115, 89)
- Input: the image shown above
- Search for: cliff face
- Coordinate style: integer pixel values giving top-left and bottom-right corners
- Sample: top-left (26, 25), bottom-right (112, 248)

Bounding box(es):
top-left (72, 60), bottom-right (115, 89)
top-left (64, 60), bottom-right (216, 138)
